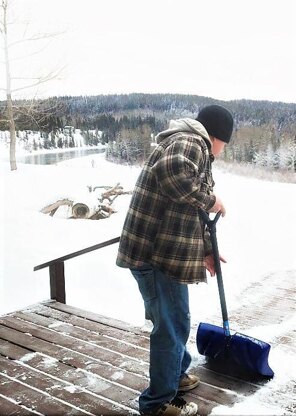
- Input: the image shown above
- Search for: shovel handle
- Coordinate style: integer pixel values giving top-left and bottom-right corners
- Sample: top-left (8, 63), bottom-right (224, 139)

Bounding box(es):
top-left (198, 209), bottom-right (221, 226)
top-left (199, 209), bottom-right (231, 337)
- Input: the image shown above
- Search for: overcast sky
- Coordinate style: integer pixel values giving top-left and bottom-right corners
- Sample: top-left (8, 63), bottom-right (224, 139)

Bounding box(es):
top-left (1, 0), bottom-right (296, 103)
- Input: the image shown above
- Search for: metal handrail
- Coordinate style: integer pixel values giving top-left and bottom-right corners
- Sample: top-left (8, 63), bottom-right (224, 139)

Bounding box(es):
top-left (34, 237), bottom-right (120, 271)
top-left (34, 236), bottom-right (120, 304)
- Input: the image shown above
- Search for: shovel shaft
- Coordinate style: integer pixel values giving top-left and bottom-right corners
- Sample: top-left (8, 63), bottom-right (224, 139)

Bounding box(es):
top-left (199, 210), bottom-right (230, 337)
top-left (209, 224), bottom-right (230, 336)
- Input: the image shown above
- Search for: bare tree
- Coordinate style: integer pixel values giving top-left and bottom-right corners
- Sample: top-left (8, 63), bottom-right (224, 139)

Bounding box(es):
top-left (0, 0), bottom-right (64, 170)
top-left (0, 0), bottom-right (16, 169)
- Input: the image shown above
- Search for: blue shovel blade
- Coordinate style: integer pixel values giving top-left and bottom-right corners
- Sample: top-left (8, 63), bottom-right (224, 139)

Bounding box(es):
top-left (196, 322), bottom-right (274, 378)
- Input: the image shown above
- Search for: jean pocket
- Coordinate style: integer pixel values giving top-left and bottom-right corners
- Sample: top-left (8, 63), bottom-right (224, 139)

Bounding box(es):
top-left (131, 268), bottom-right (157, 302)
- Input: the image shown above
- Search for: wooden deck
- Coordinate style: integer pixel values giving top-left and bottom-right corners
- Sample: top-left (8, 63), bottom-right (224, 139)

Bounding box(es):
top-left (0, 300), bottom-right (294, 415)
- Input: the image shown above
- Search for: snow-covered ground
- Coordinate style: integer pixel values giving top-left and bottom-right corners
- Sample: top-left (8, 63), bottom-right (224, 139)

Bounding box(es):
top-left (1, 152), bottom-right (295, 415)
top-left (0, 129), bottom-right (102, 156)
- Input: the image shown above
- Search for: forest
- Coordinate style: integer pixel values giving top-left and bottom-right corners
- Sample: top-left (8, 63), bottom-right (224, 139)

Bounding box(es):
top-left (1, 93), bottom-right (295, 170)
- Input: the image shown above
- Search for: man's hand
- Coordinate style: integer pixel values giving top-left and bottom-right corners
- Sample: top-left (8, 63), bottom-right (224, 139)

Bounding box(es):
top-left (208, 196), bottom-right (226, 216)
top-left (205, 254), bottom-right (227, 276)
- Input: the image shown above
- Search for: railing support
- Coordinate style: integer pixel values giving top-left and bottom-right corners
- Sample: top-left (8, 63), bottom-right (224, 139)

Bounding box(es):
top-left (49, 261), bottom-right (66, 303)
top-left (34, 237), bottom-right (120, 305)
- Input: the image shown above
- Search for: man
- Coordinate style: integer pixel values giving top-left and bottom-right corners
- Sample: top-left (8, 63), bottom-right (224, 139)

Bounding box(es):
top-left (116, 105), bottom-right (234, 416)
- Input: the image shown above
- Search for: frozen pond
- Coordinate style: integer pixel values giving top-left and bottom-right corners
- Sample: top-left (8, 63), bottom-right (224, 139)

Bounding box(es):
top-left (15, 147), bottom-right (105, 165)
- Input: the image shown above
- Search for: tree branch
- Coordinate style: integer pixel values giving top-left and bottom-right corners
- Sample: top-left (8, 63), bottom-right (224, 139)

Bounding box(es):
top-left (9, 40), bottom-right (54, 62)
top-left (8, 31), bottom-right (65, 48)
top-left (11, 66), bottom-right (65, 93)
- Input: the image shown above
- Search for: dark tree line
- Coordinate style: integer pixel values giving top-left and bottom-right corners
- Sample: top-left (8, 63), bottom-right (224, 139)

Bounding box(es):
top-left (2, 93), bottom-right (295, 131)
top-left (0, 93), bottom-right (295, 169)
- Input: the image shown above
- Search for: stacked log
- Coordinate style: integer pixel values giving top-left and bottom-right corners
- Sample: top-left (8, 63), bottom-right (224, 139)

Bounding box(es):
top-left (41, 183), bottom-right (132, 220)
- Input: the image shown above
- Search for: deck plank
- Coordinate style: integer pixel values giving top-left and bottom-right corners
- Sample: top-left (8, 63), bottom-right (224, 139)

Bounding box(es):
top-left (192, 366), bottom-right (260, 395)
top-left (0, 327), bottom-right (147, 392)
top-left (44, 301), bottom-right (148, 336)
top-left (0, 341), bottom-right (140, 410)
top-left (0, 395), bottom-right (37, 416)
top-left (0, 318), bottom-right (149, 377)
top-left (0, 373), bottom-right (85, 415)
top-left (13, 311), bottom-right (149, 361)
top-left (0, 356), bottom-right (131, 415)
top-left (26, 304), bottom-right (150, 348)
top-left (1, 300), bottom-right (294, 415)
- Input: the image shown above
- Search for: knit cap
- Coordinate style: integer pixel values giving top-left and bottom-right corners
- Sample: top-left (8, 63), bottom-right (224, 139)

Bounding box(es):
top-left (196, 105), bottom-right (234, 143)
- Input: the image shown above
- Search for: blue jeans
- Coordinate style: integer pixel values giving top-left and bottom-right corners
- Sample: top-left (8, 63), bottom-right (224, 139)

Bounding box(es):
top-left (130, 265), bottom-right (191, 413)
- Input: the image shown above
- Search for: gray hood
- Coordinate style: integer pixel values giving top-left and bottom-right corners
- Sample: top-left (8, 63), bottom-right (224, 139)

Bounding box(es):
top-left (155, 118), bottom-right (212, 149)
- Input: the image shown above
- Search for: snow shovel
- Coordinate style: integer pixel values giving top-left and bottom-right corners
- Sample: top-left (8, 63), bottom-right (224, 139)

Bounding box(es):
top-left (196, 210), bottom-right (274, 378)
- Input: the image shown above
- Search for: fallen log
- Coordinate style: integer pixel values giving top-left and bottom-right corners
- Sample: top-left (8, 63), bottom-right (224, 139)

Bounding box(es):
top-left (72, 202), bottom-right (91, 219)
top-left (72, 194), bottom-right (98, 219)
top-left (41, 199), bottom-right (73, 216)
top-left (41, 183), bottom-right (132, 220)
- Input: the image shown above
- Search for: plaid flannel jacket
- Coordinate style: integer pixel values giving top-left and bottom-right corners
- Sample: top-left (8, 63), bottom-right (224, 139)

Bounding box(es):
top-left (116, 127), bottom-right (216, 284)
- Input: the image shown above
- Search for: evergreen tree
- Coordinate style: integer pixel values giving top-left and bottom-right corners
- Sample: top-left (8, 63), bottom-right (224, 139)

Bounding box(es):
top-left (57, 137), bottom-right (63, 148)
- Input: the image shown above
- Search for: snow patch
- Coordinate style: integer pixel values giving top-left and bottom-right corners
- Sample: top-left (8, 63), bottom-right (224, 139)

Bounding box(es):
top-left (19, 352), bottom-right (38, 362)
top-left (84, 373), bottom-right (110, 391)
top-left (48, 321), bottom-right (70, 329)
top-left (41, 356), bottom-right (59, 368)
top-left (64, 384), bottom-right (77, 393)
top-left (111, 371), bottom-right (124, 381)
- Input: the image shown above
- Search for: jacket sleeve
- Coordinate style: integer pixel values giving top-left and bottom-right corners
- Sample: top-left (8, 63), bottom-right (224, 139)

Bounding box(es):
top-left (151, 138), bottom-right (216, 211)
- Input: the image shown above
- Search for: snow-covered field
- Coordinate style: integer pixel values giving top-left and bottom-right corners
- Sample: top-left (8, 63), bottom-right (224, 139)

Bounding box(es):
top-left (1, 151), bottom-right (295, 415)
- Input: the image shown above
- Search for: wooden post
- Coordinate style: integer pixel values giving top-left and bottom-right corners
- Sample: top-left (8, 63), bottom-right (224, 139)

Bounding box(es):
top-left (34, 237), bottom-right (121, 304)
top-left (49, 261), bottom-right (66, 303)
